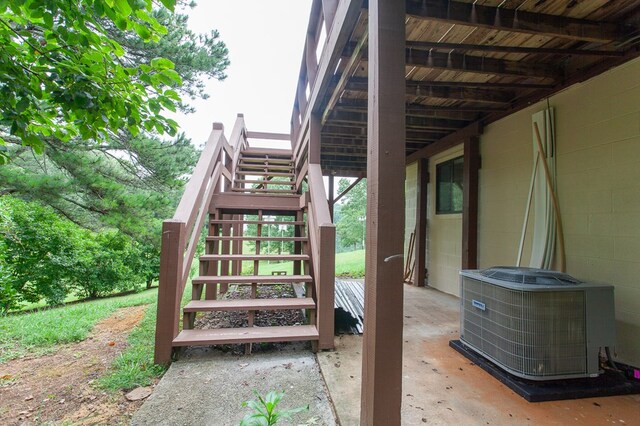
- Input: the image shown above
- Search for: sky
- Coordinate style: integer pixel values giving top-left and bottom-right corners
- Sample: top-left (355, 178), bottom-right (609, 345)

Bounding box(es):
top-left (170, 1), bottom-right (313, 148)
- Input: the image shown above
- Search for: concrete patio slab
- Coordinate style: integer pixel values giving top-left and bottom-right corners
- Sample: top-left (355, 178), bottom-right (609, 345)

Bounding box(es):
top-left (133, 345), bottom-right (337, 426)
top-left (317, 285), bottom-right (640, 425)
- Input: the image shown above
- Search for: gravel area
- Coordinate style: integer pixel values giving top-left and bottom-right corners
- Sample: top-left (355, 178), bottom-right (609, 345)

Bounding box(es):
top-left (193, 284), bottom-right (309, 354)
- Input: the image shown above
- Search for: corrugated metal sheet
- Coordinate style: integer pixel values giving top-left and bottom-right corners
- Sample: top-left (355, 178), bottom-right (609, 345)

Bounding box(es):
top-left (334, 279), bottom-right (364, 334)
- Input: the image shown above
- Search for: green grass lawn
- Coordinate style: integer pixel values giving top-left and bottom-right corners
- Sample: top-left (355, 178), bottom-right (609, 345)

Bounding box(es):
top-left (239, 249), bottom-right (365, 278)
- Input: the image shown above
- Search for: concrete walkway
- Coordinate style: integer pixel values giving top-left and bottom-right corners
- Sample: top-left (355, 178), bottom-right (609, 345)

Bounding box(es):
top-left (133, 345), bottom-right (337, 426)
top-left (317, 285), bottom-right (640, 425)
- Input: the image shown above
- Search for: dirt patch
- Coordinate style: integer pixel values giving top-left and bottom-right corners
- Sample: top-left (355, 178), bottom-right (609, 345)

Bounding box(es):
top-left (0, 305), bottom-right (150, 425)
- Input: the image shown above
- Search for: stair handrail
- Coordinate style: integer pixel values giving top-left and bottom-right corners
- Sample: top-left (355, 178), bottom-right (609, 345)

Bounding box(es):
top-left (306, 163), bottom-right (336, 350)
top-left (155, 118), bottom-right (245, 364)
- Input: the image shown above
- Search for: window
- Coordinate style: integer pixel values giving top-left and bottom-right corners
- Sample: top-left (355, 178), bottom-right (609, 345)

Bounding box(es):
top-left (436, 156), bottom-right (464, 214)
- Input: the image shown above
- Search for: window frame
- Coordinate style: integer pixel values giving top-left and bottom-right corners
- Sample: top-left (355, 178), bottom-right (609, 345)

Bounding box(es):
top-left (435, 155), bottom-right (464, 215)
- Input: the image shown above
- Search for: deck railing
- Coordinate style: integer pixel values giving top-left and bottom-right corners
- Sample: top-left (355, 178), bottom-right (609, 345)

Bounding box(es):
top-left (154, 118), bottom-right (245, 364)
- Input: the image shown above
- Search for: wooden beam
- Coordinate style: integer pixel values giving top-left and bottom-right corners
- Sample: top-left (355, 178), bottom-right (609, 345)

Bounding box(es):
top-left (406, 0), bottom-right (626, 43)
top-left (358, 47), bottom-right (562, 80)
top-left (414, 158), bottom-right (428, 287)
top-left (406, 121), bottom-right (482, 163)
top-left (328, 110), bottom-right (470, 130)
top-left (361, 0), bottom-right (405, 423)
top-left (347, 77), bottom-right (513, 104)
top-left (462, 136), bottom-right (479, 269)
top-left (322, 32), bottom-right (368, 125)
top-left (336, 97), bottom-right (507, 113)
top-left (405, 40), bottom-right (626, 57)
top-left (332, 177), bottom-right (362, 205)
top-left (322, 124), bottom-right (448, 140)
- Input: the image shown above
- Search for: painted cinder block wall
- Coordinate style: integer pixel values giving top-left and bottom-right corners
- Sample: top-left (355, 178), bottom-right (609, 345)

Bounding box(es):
top-left (406, 56), bottom-right (640, 366)
top-left (477, 56), bottom-right (640, 366)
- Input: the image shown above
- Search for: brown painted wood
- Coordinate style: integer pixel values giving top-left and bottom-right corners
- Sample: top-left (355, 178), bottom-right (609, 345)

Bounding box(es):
top-left (405, 121), bottom-right (483, 163)
top-left (332, 177), bottom-right (362, 205)
top-left (346, 78), bottom-right (513, 104)
top-left (207, 236), bottom-right (308, 242)
top-left (357, 47), bottom-right (562, 80)
top-left (183, 298), bottom-right (316, 312)
top-left (211, 219), bottom-right (304, 226)
top-left (328, 175), bottom-right (334, 221)
top-left (405, 41), bottom-right (626, 57)
top-left (211, 193), bottom-right (301, 211)
top-left (405, 0), bottom-right (624, 43)
top-left (200, 254), bottom-right (309, 261)
top-left (414, 158), bottom-right (428, 287)
top-left (361, 0), bottom-right (405, 424)
top-left (172, 325), bottom-right (319, 346)
top-left (241, 147), bottom-right (292, 156)
top-left (154, 220), bottom-right (185, 365)
top-left (192, 274), bottom-right (313, 284)
top-left (321, 0), bottom-right (339, 32)
top-left (246, 131), bottom-right (290, 141)
top-left (462, 136), bottom-right (479, 270)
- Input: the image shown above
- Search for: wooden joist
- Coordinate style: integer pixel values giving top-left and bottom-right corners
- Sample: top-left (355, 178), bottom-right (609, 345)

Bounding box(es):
top-left (172, 325), bottom-right (319, 346)
top-left (328, 110), bottom-right (470, 130)
top-left (354, 47), bottom-right (562, 80)
top-left (405, 0), bottom-right (625, 43)
top-left (346, 77), bottom-right (513, 104)
top-left (405, 41), bottom-right (626, 57)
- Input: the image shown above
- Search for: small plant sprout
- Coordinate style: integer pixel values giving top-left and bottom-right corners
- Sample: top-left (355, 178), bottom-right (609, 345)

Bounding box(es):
top-left (238, 390), bottom-right (309, 426)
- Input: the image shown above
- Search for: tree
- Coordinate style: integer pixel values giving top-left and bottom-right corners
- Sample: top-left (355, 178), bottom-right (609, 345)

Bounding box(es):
top-left (335, 178), bottom-right (367, 251)
top-left (0, 1), bottom-right (228, 248)
top-left (0, 0), bottom-right (186, 163)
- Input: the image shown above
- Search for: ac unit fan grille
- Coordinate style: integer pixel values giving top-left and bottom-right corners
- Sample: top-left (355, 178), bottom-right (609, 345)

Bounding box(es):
top-left (461, 277), bottom-right (587, 378)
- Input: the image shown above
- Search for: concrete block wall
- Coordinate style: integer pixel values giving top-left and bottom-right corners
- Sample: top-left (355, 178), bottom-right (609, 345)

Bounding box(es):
top-left (478, 56), bottom-right (640, 366)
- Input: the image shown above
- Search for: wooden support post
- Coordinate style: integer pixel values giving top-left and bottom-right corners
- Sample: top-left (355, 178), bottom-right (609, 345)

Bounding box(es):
top-left (414, 159), bottom-right (428, 286)
top-left (317, 223), bottom-right (335, 350)
top-left (328, 175), bottom-right (334, 221)
top-left (361, 0), bottom-right (406, 424)
top-left (154, 220), bottom-right (185, 365)
top-left (462, 136), bottom-right (480, 269)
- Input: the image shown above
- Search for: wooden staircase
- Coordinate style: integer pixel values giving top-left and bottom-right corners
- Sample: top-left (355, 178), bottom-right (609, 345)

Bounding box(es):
top-left (155, 119), bottom-right (335, 363)
top-left (159, 125), bottom-right (336, 358)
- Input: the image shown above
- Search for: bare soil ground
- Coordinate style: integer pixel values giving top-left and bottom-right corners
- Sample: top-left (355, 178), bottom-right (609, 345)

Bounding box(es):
top-left (0, 305), bottom-right (149, 425)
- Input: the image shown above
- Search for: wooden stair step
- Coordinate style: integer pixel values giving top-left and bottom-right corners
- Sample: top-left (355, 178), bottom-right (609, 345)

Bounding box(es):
top-left (206, 236), bottom-right (307, 242)
top-left (210, 219), bottom-right (304, 226)
top-left (221, 192), bottom-right (299, 198)
top-left (183, 297), bottom-right (315, 312)
top-left (239, 157), bottom-right (293, 165)
top-left (235, 171), bottom-right (294, 177)
top-left (173, 325), bottom-right (318, 346)
top-left (200, 254), bottom-right (309, 261)
top-left (234, 179), bottom-right (295, 186)
top-left (231, 188), bottom-right (297, 194)
top-left (192, 274), bottom-right (312, 284)
top-left (241, 148), bottom-right (292, 157)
